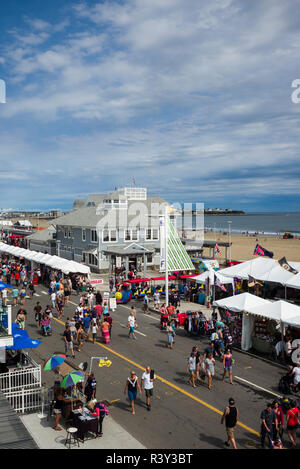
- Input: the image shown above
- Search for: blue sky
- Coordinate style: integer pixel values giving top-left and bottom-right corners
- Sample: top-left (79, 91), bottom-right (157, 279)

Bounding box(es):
top-left (1, 0), bottom-right (300, 212)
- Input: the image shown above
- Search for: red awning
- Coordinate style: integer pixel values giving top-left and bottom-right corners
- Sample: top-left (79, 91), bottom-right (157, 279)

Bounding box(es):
top-left (151, 276), bottom-right (177, 281)
top-left (179, 274), bottom-right (197, 279)
top-left (126, 278), bottom-right (151, 283)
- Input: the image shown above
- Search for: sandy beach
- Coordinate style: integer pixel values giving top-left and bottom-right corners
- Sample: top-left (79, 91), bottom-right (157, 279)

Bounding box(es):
top-left (204, 232), bottom-right (300, 264)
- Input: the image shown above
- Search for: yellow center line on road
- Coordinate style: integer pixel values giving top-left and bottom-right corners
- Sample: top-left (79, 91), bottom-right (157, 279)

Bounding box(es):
top-left (53, 317), bottom-right (260, 438)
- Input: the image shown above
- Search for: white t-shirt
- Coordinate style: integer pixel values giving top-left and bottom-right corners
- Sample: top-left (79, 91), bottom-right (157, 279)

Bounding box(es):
top-left (2, 289), bottom-right (7, 298)
top-left (51, 292), bottom-right (56, 301)
top-left (142, 371), bottom-right (155, 390)
top-left (293, 367), bottom-right (300, 384)
top-left (128, 315), bottom-right (135, 327)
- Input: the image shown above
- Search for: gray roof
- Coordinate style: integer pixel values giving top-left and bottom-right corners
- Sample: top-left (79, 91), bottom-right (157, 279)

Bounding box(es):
top-left (26, 226), bottom-right (56, 243)
top-left (52, 195), bottom-right (170, 229)
top-left (102, 243), bottom-right (156, 256)
top-left (0, 391), bottom-right (38, 449)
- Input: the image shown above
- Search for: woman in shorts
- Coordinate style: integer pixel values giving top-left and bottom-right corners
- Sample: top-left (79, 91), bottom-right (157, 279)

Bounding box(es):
top-left (205, 353), bottom-right (216, 391)
top-left (187, 351), bottom-right (197, 388)
top-left (221, 349), bottom-right (234, 385)
top-left (53, 391), bottom-right (64, 431)
top-left (286, 401), bottom-right (299, 448)
top-left (124, 371), bottom-right (142, 415)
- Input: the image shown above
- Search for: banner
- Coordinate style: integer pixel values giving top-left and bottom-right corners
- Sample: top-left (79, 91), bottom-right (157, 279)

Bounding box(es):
top-left (248, 275), bottom-right (263, 288)
top-left (253, 244), bottom-right (274, 258)
top-left (277, 257), bottom-right (298, 275)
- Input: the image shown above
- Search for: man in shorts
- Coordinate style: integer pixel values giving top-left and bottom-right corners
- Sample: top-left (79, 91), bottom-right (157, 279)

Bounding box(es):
top-left (141, 366), bottom-right (156, 411)
top-left (221, 398), bottom-right (238, 449)
top-left (63, 325), bottom-right (75, 359)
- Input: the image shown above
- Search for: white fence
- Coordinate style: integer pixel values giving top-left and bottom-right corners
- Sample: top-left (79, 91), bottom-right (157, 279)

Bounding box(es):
top-left (0, 354), bottom-right (44, 413)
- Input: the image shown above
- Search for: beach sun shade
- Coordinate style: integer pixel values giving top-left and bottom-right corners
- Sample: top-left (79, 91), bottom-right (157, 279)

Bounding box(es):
top-left (0, 281), bottom-right (13, 290)
top-left (61, 370), bottom-right (85, 389)
top-left (6, 324), bottom-right (42, 350)
top-left (43, 354), bottom-right (67, 371)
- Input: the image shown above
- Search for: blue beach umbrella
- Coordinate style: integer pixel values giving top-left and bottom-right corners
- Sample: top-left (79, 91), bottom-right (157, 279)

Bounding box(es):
top-left (6, 324), bottom-right (42, 350)
top-left (0, 281), bottom-right (13, 290)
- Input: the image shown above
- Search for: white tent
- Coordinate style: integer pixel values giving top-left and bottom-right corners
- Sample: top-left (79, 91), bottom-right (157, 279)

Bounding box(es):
top-left (285, 272), bottom-right (300, 291)
top-left (0, 244), bottom-right (91, 276)
top-left (220, 257), bottom-right (300, 286)
top-left (214, 293), bottom-right (272, 352)
top-left (192, 269), bottom-right (234, 286)
top-left (213, 292), bottom-right (270, 313)
top-left (249, 300), bottom-right (300, 325)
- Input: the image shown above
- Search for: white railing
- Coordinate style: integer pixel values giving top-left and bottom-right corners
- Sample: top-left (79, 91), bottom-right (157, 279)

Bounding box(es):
top-left (5, 387), bottom-right (43, 413)
top-left (0, 361), bottom-right (41, 394)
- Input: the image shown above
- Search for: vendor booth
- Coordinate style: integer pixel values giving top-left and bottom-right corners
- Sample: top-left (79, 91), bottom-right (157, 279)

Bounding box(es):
top-left (214, 294), bottom-right (300, 358)
top-left (213, 293), bottom-right (271, 351)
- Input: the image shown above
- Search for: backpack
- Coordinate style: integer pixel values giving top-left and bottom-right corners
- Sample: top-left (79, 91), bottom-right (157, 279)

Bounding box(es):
top-left (95, 402), bottom-right (109, 417)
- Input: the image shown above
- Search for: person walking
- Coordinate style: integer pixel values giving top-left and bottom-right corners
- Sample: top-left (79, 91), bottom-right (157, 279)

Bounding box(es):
top-left (76, 322), bottom-right (84, 352)
top-left (272, 400), bottom-right (284, 442)
top-left (34, 302), bottom-right (42, 329)
top-left (128, 311), bottom-right (137, 340)
top-left (124, 371), bottom-right (142, 415)
top-left (204, 353), bottom-right (216, 391)
top-left (221, 398), bottom-right (238, 449)
top-left (286, 400), bottom-right (299, 448)
top-left (91, 320), bottom-right (98, 344)
top-left (101, 316), bottom-right (110, 344)
top-left (63, 325), bottom-right (75, 359)
top-left (221, 349), bottom-right (234, 385)
top-left (12, 286), bottom-right (19, 307)
top-left (143, 293), bottom-right (149, 314)
top-left (141, 366), bottom-right (156, 411)
top-left (260, 403), bottom-right (277, 449)
top-left (187, 351), bottom-right (197, 388)
top-left (166, 320), bottom-right (175, 349)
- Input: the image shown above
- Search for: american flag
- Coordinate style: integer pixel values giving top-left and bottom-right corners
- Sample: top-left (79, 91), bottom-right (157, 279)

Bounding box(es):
top-left (132, 177), bottom-right (136, 186)
top-left (215, 243), bottom-right (221, 255)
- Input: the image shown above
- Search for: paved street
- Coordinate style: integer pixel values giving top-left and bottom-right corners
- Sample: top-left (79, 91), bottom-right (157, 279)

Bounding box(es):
top-left (12, 285), bottom-right (296, 449)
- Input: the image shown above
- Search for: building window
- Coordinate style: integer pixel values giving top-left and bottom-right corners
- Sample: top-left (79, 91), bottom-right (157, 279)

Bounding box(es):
top-left (64, 227), bottom-right (68, 238)
top-left (82, 229), bottom-right (86, 242)
top-left (102, 230), bottom-right (118, 243)
top-left (124, 229), bottom-right (139, 241)
top-left (68, 228), bottom-right (72, 238)
top-left (145, 229), bottom-right (159, 241)
top-left (88, 253), bottom-right (98, 266)
top-left (146, 253), bottom-right (153, 263)
top-left (91, 230), bottom-right (98, 243)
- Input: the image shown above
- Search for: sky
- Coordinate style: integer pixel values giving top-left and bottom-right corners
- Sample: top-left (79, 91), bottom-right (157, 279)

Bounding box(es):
top-left (1, 0), bottom-right (300, 212)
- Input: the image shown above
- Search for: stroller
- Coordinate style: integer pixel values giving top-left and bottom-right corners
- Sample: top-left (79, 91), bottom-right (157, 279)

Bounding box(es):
top-left (160, 313), bottom-right (169, 330)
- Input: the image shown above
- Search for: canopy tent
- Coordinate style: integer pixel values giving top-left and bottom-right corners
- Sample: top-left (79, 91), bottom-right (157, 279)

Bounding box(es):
top-left (0, 243), bottom-right (91, 276)
top-left (192, 269), bottom-right (234, 286)
top-left (213, 292), bottom-right (270, 313)
top-left (285, 272), bottom-right (300, 291)
top-left (249, 300), bottom-right (300, 326)
top-left (220, 257), bottom-right (300, 286)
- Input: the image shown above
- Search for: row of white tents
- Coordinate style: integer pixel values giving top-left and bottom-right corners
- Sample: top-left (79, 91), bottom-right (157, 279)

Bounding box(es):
top-left (191, 258), bottom-right (300, 351)
top-left (217, 257), bottom-right (300, 289)
top-left (0, 242), bottom-right (90, 276)
top-left (212, 292), bottom-right (300, 351)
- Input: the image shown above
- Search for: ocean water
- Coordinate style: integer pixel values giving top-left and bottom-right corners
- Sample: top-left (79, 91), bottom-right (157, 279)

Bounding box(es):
top-left (203, 212), bottom-right (300, 236)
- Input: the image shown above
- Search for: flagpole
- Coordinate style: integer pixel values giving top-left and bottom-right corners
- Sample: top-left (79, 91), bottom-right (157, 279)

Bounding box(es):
top-left (165, 205), bottom-right (169, 308)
